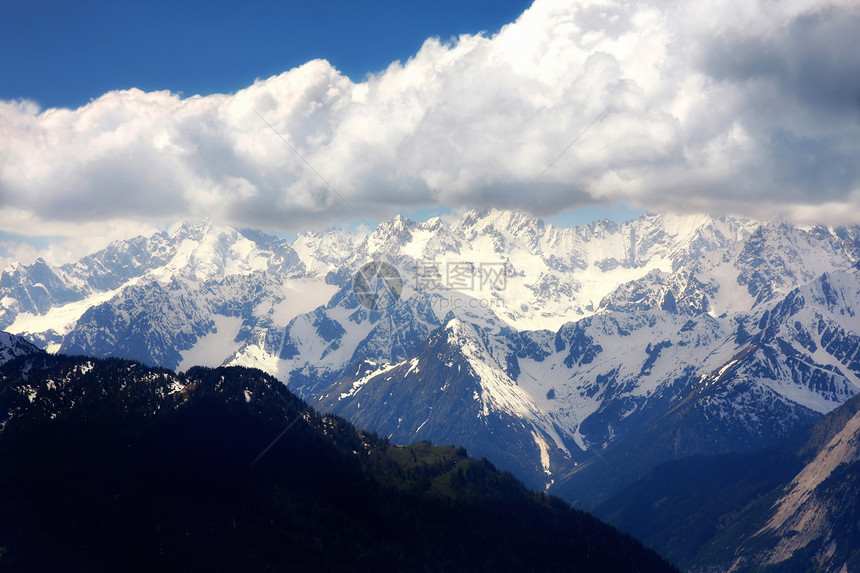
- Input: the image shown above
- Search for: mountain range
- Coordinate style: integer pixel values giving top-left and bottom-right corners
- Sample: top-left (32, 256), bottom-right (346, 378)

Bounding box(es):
top-left (2, 209), bottom-right (859, 497)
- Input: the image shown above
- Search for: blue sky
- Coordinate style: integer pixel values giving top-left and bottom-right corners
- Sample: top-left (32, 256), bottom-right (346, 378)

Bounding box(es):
top-left (1, 0), bottom-right (858, 266)
top-left (1, 0), bottom-right (531, 110)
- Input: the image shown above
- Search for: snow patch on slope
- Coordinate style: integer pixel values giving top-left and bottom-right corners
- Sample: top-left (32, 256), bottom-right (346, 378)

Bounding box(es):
top-left (339, 361), bottom-right (399, 400)
top-left (266, 278), bottom-right (337, 324)
top-left (8, 284), bottom-right (134, 351)
top-left (178, 315), bottom-right (244, 371)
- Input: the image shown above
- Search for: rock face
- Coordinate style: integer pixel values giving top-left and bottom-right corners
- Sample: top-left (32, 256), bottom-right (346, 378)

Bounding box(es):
top-left (2, 210), bottom-right (860, 490)
top-left (593, 390), bottom-right (860, 572)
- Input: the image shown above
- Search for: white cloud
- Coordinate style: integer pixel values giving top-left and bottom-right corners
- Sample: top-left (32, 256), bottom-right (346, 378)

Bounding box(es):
top-left (1, 0), bottom-right (859, 249)
top-left (0, 211), bottom-right (161, 268)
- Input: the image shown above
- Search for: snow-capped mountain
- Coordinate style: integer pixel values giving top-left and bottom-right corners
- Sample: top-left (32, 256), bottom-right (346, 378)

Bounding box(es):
top-left (2, 209), bottom-right (859, 489)
top-left (316, 315), bottom-right (572, 486)
top-left (2, 221), bottom-right (344, 357)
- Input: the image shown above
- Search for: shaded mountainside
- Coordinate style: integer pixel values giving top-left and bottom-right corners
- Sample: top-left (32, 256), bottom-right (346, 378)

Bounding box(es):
top-left (0, 353), bottom-right (676, 572)
top-left (592, 391), bottom-right (860, 572)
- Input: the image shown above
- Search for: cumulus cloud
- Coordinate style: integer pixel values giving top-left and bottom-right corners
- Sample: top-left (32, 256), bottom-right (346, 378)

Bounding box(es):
top-left (1, 0), bottom-right (859, 243)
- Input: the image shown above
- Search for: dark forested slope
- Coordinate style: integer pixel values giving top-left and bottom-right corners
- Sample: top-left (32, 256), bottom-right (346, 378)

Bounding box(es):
top-left (0, 353), bottom-right (676, 572)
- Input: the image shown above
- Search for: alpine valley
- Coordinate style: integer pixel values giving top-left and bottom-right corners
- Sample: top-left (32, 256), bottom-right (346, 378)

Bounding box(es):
top-left (3, 209), bottom-right (860, 511)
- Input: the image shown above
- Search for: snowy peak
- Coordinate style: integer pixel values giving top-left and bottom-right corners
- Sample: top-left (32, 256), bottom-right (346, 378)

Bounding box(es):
top-left (0, 330), bottom-right (43, 366)
top-left (734, 220), bottom-right (860, 308)
top-left (455, 208), bottom-right (547, 239)
top-left (290, 228), bottom-right (361, 275)
top-left (151, 221), bottom-right (302, 282)
top-left (360, 214), bottom-right (467, 263)
top-left (652, 212), bottom-right (753, 243)
top-left (362, 214), bottom-right (422, 258)
top-left (652, 212), bottom-right (757, 267)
